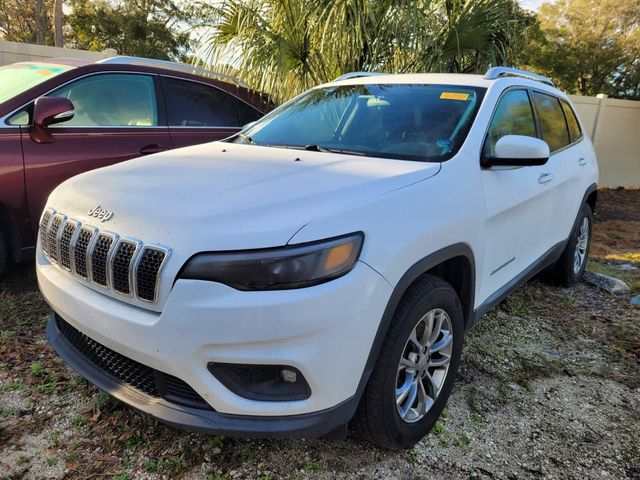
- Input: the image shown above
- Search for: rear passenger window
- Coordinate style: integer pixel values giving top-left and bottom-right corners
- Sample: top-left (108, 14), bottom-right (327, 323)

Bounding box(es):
top-left (532, 92), bottom-right (570, 152)
top-left (484, 89), bottom-right (536, 158)
top-left (163, 77), bottom-right (261, 127)
top-left (560, 100), bottom-right (582, 142)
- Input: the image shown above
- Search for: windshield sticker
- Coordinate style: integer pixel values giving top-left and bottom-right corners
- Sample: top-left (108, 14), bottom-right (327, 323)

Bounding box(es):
top-left (436, 139), bottom-right (453, 150)
top-left (440, 92), bottom-right (470, 101)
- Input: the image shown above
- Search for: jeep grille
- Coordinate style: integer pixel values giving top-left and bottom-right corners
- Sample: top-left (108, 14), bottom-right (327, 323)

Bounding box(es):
top-left (39, 208), bottom-right (169, 304)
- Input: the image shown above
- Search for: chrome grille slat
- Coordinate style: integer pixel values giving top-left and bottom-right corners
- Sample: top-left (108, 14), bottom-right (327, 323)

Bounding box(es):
top-left (135, 247), bottom-right (167, 303)
top-left (59, 220), bottom-right (77, 270)
top-left (91, 233), bottom-right (116, 287)
top-left (40, 210), bottom-right (169, 304)
top-left (73, 227), bottom-right (95, 279)
top-left (47, 214), bottom-right (65, 263)
top-left (112, 240), bottom-right (138, 295)
top-left (39, 209), bottom-right (54, 253)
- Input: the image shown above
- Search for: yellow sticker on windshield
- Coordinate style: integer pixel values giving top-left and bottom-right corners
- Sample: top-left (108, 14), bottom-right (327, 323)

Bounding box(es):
top-left (440, 92), bottom-right (469, 101)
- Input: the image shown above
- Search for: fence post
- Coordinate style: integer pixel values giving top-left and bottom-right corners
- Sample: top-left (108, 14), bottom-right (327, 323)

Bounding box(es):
top-left (591, 93), bottom-right (608, 146)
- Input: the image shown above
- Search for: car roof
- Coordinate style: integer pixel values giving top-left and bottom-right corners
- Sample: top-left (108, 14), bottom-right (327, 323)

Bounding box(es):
top-left (321, 67), bottom-right (566, 98)
top-left (328, 73), bottom-right (493, 88)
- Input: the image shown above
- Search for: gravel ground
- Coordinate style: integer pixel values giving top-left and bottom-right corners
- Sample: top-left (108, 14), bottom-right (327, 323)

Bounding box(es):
top-left (1, 189), bottom-right (639, 480)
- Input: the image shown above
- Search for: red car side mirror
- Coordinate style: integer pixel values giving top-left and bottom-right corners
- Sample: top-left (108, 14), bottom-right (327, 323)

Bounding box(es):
top-left (30, 96), bottom-right (75, 144)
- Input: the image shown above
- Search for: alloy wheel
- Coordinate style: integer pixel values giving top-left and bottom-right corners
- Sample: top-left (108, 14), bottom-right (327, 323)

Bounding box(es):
top-left (395, 308), bottom-right (453, 423)
top-left (573, 216), bottom-right (589, 274)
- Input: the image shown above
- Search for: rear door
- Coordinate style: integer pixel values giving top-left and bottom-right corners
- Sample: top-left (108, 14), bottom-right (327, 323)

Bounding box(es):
top-left (479, 88), bottom-right (554, 301)
top-left (20, 72), bottom-right (171, 225)
top-left (161, 76), bottom-right (262, 148)
top-left (530, 91), bottom-right (584, 246)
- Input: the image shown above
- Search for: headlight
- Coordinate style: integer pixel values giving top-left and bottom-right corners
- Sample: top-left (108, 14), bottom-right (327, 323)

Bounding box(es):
top-left (180, 232), bottom-right (364, 290)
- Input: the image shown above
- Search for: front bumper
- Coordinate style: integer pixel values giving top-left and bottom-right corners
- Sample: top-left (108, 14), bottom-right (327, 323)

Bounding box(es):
top-left (38, 249), bottom-right (392, 436)
top-left (47, 315), bottom-right (356, 437)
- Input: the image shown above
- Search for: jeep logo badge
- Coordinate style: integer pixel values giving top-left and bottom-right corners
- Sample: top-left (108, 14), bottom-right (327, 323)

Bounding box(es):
top-left (88, 205), bottom-right (114, 222)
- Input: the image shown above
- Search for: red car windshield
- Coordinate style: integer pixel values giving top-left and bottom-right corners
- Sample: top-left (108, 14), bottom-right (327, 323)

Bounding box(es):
top-left (0, 62), bottom-right (75, 105)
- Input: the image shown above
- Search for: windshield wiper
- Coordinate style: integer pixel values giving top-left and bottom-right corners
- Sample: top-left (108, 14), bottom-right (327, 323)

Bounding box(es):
top-left (237, 132), bottom-right (256, 144)
top-left (304, 144), bottom-right (367, 156)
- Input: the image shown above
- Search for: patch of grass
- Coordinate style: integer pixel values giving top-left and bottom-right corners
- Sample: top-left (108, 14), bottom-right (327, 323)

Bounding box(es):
top-left (30, 362), bottom-right (44, 376)
top-left (1, 406), bottom-right (16, 417)
top-left (431, 421), bottom-right (446, 435)
top-left (37, 372), bottom-right (58, 394)
top-left (71, 415), bottom-right (86, 429)
top-left (207, 435), bottom-right (226, 449)
top-left (144, 460), bottom-right (161, 473)
top-left (607, 230), bottom-right (622, 240)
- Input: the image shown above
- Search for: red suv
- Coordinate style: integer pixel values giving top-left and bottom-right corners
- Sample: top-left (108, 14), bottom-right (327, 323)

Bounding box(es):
top-left (0, 56), bottom-right (268, 278)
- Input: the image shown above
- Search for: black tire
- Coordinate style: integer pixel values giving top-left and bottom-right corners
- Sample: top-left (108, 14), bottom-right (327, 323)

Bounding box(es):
top-left (553, 203), bottom-right (593, 287)
top-left (0, 229), bottom-right (7, 281)
top-left (352, 275), bottom-right (464, 449)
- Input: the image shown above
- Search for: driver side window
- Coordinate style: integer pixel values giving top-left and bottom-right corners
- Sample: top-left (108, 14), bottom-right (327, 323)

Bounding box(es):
top-left (483, 89), bottom-right (536, 158)
top-left (47, 73), bottom-right (158, 127)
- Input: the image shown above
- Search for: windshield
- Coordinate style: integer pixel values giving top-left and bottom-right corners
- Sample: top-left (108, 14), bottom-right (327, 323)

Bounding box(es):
top-left (0, 62), bottom-right (74, 105)
top-left (232, 84), bottom-right (486, 162)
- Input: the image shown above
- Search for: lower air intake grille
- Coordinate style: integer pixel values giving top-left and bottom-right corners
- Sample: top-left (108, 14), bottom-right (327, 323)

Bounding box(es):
top-left (56, 316), bottom-right (213, 410)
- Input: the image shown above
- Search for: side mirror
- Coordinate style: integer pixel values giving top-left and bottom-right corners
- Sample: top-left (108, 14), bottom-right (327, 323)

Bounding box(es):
top-left (30, 96), bottom-right (75, 144)
top-left (483, 135), bottom-right (550, 168)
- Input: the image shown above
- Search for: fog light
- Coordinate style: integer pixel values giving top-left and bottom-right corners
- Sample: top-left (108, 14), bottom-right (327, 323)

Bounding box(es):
top-left (281, 368), bottom-right (297, 384)
top-left (207, 363), bottom-right (311, 401)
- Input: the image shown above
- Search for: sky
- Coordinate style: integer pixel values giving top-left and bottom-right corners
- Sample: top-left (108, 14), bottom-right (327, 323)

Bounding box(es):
top-left (519, 0), bottom-right (546, 11)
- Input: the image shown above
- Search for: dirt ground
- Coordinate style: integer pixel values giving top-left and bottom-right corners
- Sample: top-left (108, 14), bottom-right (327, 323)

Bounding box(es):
top-left (1, 189), bottom-right (639, 480)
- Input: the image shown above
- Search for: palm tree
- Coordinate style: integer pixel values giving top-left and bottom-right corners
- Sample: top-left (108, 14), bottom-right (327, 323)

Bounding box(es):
top-left (194, 0), bottom-right (534, 104)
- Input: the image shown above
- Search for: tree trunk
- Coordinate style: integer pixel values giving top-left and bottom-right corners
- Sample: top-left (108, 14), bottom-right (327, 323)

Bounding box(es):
top-left (35, 0), bottom-right (46, 45)
top-left (53, 0), bottom-right (63, 47)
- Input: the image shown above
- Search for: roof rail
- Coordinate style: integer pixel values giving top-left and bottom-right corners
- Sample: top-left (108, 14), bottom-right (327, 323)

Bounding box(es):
top-left (484, 67), bottom-right (554, 86)
top-left (97, 56), bottom-right (250, 89)
top-left (333, 71), bottom-right (386, 82)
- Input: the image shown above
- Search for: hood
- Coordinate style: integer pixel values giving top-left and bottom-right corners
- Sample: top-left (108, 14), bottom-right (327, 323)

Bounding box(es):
top-left (49, 142), bottom-right (440, 253)
top-left (47, 142), bottom-right (440, 309)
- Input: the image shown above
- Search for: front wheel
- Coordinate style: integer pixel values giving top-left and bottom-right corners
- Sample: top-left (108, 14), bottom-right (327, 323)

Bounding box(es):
top-left (554, 203), bottom-right (593, 287)
top-left (353, 275), bottom-right (463, 449)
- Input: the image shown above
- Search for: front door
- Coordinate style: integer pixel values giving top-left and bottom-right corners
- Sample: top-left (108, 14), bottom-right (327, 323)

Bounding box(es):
top-left (20, 72), bottom-right (171, 227)
top-left (479, 88), bottom-right (554, 302)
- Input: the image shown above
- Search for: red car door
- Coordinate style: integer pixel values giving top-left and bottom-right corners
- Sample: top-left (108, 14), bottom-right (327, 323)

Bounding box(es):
top-left (0, 127), bottom-right (33, 252)
top-left (20, 72), bottom-right (171, 225)
top-left (161, 76), bottom-right (263, 148)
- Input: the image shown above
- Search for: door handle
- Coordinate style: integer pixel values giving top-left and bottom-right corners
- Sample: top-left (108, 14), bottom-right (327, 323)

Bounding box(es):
top-left (538, 173), bottom-right (554, 184)
top-left (139, 144), bottom-right (166, 155)
top-left (578, 157), bottom-right (588, 166)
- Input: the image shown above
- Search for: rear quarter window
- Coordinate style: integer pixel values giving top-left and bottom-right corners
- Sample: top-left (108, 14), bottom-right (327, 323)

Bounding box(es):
top-left (560, 100), bottom-right (582, 142)
top-left (531, 91), bottom-right (570, 152)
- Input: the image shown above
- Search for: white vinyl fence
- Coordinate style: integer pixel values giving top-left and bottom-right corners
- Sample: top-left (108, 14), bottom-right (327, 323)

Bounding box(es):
top-left (569, 95), bottom-right (639, 188)
top-left (0, 40), bottom-right (115, 66)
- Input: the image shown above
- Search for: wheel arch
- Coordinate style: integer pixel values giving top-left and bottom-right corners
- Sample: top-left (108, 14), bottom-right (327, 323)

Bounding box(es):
top-left (352, 243), bottom-right (476, 409)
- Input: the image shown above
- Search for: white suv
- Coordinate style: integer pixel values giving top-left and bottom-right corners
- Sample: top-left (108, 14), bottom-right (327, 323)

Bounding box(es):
top-left (37, 67), bottom-right (598, 449)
